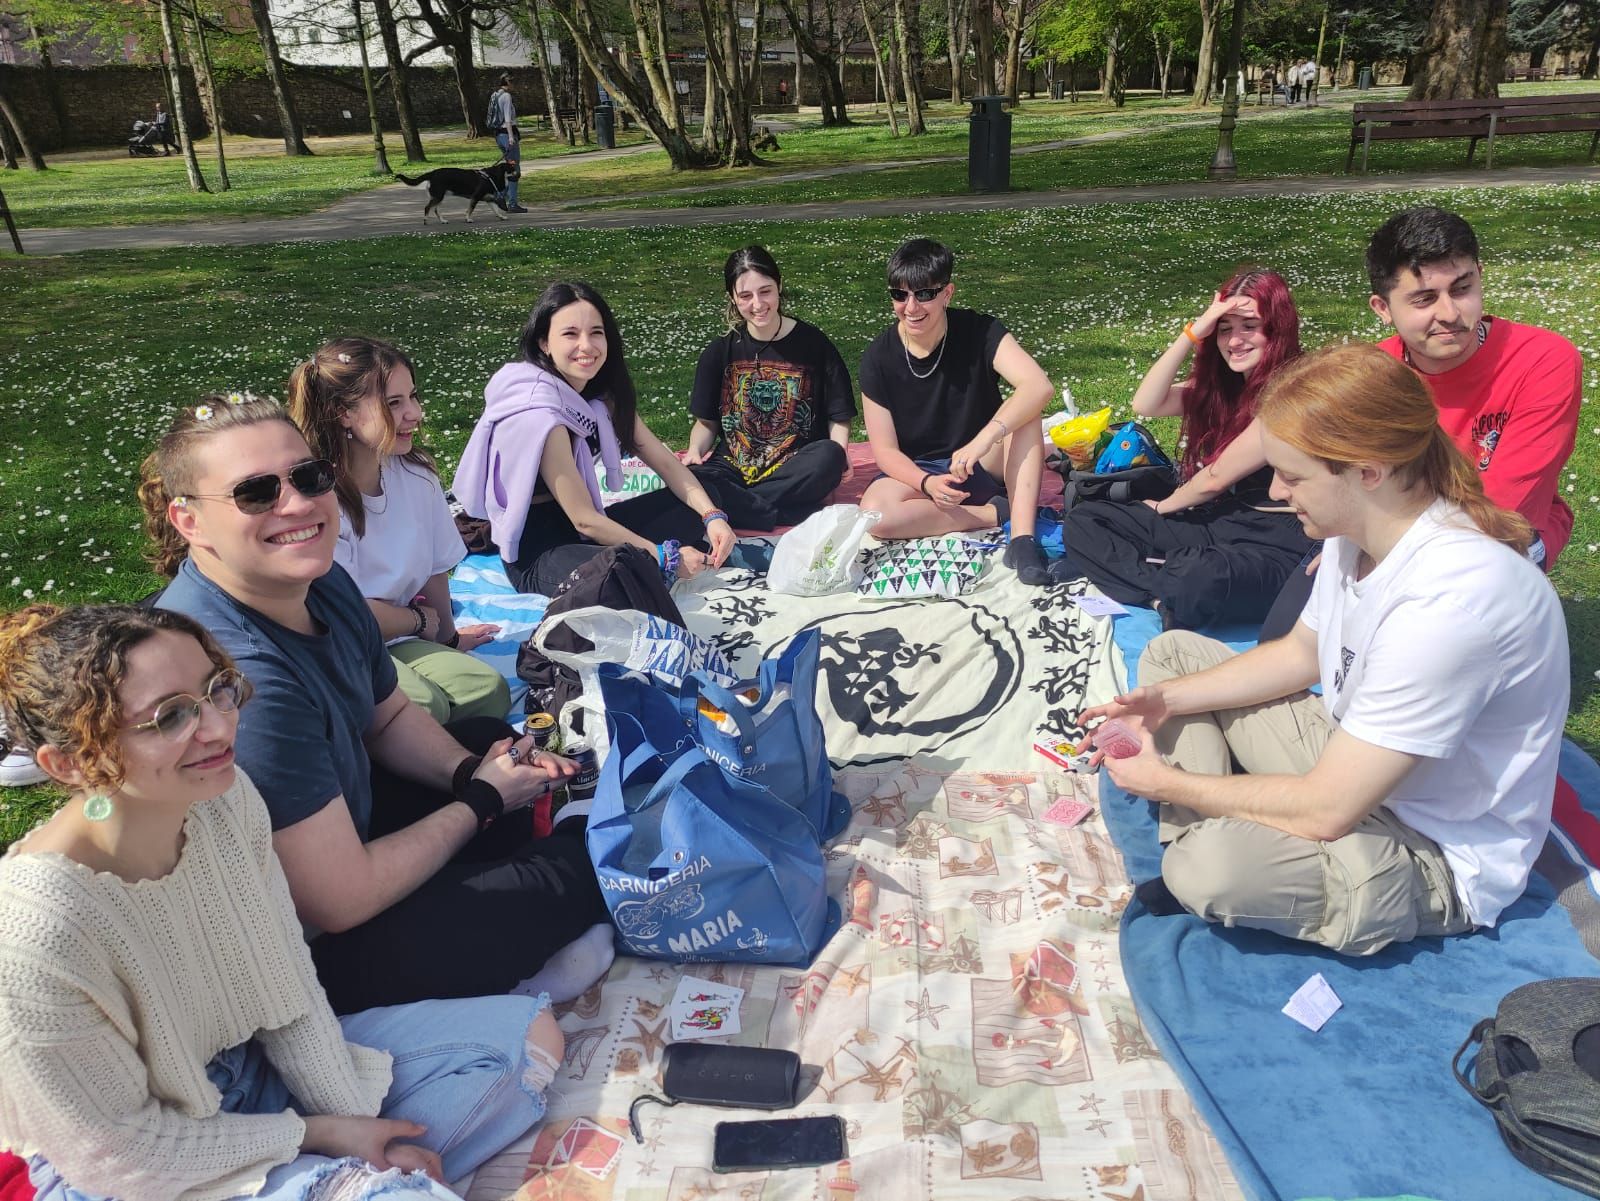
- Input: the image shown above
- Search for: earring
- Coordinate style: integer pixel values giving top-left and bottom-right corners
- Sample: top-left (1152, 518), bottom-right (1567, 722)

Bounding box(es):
top-left (83, 793), bottom-right (114, 822)
top-left (345, 429), bottom-right (354, 440)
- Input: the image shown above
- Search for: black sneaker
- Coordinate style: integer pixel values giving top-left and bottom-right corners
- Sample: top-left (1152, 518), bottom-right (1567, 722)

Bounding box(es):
top-left (507, 204), bottom-right (529, 214)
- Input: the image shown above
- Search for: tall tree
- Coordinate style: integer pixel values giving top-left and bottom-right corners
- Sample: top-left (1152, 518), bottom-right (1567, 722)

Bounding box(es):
top-left (696, 0), bottom-right (761, 162)
top-left (860, 0), bottom-right (902, 132)
top-left (353, 0), bottom-right (389, 173)
top-left (0, 76), bottom-right (45, 169)
top-left (371, 0), bottom-right (425, 160)
top-left (1409, 0), bottom-right (1508, 97)
top-left (156, 0), bottom-right (210, 189)
top-left (524, 0), bottom-right (572, 143)
top-left (184, 0), bottom-right (230, 189)
top-left (892, 0), bottom-right (926, 131)
top-left (26, 19), bottom-right (68, 136)
top-left (775, 0), bottom-right (853, 123)
top-left (405, 0), bottom-right (493, 136)
top-left (945, 0), bottom-right (968, 101)
top-left (245, 0), bottom-right (312, 153)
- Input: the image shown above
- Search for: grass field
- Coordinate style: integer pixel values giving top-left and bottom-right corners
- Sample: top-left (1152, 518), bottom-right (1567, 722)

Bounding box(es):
top-left (8, 80), bottom-right (1595, 229)
top-left (2, 177), bottom-right (1595, 843)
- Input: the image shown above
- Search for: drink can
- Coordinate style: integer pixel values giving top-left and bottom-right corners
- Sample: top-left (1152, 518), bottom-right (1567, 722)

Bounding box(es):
top-left (526, 712), bottom-right (558, 751)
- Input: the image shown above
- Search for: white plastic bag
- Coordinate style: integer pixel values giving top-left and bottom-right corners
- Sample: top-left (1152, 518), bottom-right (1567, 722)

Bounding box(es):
top-left (531, 606), bottom-right (737, 762)
top-left (767, 504), bottom-right (881, 596)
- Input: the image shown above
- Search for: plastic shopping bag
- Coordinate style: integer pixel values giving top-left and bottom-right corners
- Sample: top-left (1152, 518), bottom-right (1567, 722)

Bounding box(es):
top-left (767, 504), bottom-right (881, 595)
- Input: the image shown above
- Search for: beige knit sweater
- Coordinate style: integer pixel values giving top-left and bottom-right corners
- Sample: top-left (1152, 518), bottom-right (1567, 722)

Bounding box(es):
top-left (0, 770), bottom-right (393, 1201)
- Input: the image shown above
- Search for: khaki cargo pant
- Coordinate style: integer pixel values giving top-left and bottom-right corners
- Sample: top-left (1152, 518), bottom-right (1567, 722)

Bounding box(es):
top-left (1138, 631), bottom-right (1472, 956)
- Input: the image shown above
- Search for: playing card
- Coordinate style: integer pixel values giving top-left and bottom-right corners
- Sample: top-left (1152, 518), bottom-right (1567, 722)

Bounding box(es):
top-left (1041, 797), bottom-right (1094, 827)
top-left (670, 975), bottom-right (745, 1041)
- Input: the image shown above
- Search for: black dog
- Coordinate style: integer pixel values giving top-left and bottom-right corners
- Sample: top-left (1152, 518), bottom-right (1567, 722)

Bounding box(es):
top-left (395, 161), bottom-right (513, 223)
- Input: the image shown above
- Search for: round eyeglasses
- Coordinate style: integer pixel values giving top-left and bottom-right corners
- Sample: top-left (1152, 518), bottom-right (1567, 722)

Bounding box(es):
top-left (127, 668), bottom-right (253, 741)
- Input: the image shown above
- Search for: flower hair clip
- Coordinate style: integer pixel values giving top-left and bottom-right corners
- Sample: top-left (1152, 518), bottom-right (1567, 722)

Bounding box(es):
top-left (337, 352), bottom-right (352, 364)
top-left (193, 404), bottom-right (215, 421)
top-left (226, 392), bottom-right (245, 405)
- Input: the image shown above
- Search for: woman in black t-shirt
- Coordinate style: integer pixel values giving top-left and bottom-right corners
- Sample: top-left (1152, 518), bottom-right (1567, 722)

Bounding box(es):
top-left (684, 246), bottom-right (855, 530)
top-left (858, 238), bottom-right (1053, 585)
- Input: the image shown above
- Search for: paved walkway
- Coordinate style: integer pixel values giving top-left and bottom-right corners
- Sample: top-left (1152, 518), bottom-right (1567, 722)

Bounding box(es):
top-left (14, 146), bottom-right (1599, 256)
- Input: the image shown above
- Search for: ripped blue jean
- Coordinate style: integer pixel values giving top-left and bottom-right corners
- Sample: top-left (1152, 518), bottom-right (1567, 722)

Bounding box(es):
top-left (30, 993), bottom-right (552, 1200)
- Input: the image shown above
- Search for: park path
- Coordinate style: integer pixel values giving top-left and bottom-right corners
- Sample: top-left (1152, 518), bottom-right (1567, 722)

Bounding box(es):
top-left (13, 141), bottom-right (1600, 256)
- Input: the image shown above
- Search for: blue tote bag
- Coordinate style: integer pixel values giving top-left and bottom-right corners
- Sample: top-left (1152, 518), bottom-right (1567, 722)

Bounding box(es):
top-left (588, 675), bottom-right (842, 965)
top-left (674, 628), bottom-right (852, 842)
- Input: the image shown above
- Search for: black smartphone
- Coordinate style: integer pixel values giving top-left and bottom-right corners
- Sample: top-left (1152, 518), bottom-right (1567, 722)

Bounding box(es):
top-left (712, 1114), bottom-right (847, 1174)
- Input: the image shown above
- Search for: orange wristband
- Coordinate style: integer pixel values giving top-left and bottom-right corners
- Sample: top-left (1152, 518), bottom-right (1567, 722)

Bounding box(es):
top-left (1183, 322), bottom-right (1201, 346)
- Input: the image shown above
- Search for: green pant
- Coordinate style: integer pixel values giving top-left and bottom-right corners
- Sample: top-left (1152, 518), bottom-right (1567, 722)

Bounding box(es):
top-left (390, 639), bottom-right (512, 724)
top-left (1139, 630), bottom-right (1471, 956)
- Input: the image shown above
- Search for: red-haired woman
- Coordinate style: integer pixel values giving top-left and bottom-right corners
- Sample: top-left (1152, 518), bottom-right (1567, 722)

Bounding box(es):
top-left (1060, 268), bottom-right (1313, 630)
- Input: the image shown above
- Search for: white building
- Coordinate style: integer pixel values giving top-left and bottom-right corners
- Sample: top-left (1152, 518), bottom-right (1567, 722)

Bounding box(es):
top-left (266, 0), bottom-right (536, 69)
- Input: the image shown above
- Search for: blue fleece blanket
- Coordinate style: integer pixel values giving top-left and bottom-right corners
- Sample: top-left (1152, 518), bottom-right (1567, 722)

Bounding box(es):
top-left (1105, 608), bottom-right (1600, 1201)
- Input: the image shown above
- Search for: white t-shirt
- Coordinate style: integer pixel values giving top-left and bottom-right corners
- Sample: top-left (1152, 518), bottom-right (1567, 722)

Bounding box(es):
top-left (333, 459), bottom-right (466, 625)
top-left (1302, 499), bottom-right (1569, 926)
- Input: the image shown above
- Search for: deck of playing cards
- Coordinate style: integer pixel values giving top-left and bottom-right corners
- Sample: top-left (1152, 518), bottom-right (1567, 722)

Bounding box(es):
top-left (669, 975), bottom-right (746, 1042)
top-left (1034, 736), bottom-right (1094, 773)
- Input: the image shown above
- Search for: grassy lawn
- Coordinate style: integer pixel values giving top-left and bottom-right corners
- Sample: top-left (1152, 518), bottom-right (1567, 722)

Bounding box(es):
top-left (0, 126), bottom-right (652, 229)
top-left (1, 180), bottom-right (1596, 842)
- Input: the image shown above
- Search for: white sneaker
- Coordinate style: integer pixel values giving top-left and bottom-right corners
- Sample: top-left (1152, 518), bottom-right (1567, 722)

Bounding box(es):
top-left (0, 719), bottom-right (48, 787)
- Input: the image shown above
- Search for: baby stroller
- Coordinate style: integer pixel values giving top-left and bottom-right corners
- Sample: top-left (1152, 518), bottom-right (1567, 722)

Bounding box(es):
top-left (128, 117), bottom-right (171, 157)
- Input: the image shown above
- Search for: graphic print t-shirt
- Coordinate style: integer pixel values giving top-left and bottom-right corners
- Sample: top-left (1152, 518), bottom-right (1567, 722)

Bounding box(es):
top-left (689, 320), bottom-right (855, 483)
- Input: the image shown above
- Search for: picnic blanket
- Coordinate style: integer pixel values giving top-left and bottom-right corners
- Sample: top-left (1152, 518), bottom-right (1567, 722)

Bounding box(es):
top-left (450, 554), bottom-right (1259, 1201)
top-left (1100, 608), bottom-right (1600, 1201)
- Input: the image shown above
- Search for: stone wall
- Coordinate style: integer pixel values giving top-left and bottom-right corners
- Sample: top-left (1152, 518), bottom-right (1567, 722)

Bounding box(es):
top-left (3, 60), bottom-right (976, 150)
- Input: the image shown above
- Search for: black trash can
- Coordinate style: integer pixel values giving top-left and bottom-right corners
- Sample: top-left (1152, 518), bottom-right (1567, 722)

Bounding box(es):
top-left (1357, 66), bottom-right (1373, 90)
top-left (967, 96), bottom-right (1011, 193)
top-left (1050, 79), bottom-right (1065, 101)
top-left (595, 103), bottom-right (616, 149)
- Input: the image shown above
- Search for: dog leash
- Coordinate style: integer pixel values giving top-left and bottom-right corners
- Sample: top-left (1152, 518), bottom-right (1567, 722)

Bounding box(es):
top-left (474, 168), bottom-right (509, 208)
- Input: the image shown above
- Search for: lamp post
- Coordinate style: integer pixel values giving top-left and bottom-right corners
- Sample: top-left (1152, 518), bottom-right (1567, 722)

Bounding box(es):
top-left (1208, 0), bottom-right (1248, 179)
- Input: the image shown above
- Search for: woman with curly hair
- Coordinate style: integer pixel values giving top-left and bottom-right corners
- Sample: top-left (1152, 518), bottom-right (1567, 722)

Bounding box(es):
top-left (0, 604), bottom-right (562, 1201)
top-left (1060, 267), bottom-right (1314, 629)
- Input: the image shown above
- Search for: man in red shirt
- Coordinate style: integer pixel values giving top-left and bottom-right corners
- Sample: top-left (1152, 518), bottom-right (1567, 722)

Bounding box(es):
top-left (1367, 205), bottom-right (1582, 568)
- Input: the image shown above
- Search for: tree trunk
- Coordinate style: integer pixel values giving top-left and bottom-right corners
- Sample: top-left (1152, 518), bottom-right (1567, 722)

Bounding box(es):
top-left (446, 33), bottom-right (486, 136)
top-left (1191, 0), bottom-right (1221, 105)
top-left (549, 0), bottom-right (718, 168)
top-left (526, 0), bottom-right (572, 143)
top-left (702, 53), bottom-right (717, 142)
top-left (697, 0), bottom-right (759, 163)
top-left (372, 0), bottom-right (425, 160)
top-left (749, 0), bottom-right (766, 105)
top-left (157, 0), bottom-right (210, 190)
top-left (860, 0), bottom-right (901, 134)
top-left (353, 0), bottom-right (390, 174)
top-left (972, 0), bottom-right (996, 95)
top-left (189, 10), bottom-right (231, 190)
top-left (892, 0), bottom-right (925, 132)
top-left (0, 88), bottom-right (42, 169)
top-left (946, 0), bottom-right (964, 103)
top-left (776, 0), bottom-right (852, 123)
top-left (27, 22), bottom-right (68, 140)
top-left (0, 112), bottom-right (18, 169)
top-left (1001, 0), bottom-right (1024, 102)
top-left (1408, 0), bottom-right (1508, 99)
top-left (1101, 30), bottom-right (1116, 100)
top-left (245, 0), bottom-right (311, 153)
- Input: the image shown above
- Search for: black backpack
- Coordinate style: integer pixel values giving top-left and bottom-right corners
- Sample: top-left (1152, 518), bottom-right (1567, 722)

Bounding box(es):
top-left (1058, 420), bottom-right (1178, 510)
top-left (485, 89), bottom-right (504, 131)
top-left (1454, 977), bottom-right (1600, 1197)
top-left (515, 545), bottom-right (683, 732)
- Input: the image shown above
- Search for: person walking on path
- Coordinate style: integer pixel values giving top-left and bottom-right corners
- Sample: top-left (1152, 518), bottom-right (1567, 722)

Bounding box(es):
top-left (487, 75), bottom-right (527, 215)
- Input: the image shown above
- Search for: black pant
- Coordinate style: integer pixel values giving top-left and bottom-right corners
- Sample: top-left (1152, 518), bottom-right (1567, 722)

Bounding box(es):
top-left (1062, 497), bottom-right (1312, 630)
top-left (1258, 544), bottom-right (1321, 641)
top-left (689, 440), bottom-right (849, 530)
top-left (311, 716), bottom-right (610, 1014)
top-left (504, 487), bottom-right (720, 596)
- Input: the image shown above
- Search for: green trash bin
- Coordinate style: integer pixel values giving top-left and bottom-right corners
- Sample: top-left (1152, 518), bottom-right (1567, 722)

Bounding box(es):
top-left (595, 104), bottom-right (616, 150)
top-left (1358, 66), bottom-right (1373, 90)
top-left (968, 96), bottom-right (1011, 193)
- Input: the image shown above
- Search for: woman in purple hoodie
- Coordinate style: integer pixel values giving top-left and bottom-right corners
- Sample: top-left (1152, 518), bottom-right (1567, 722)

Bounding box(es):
top-left (454, 282), bottom-right (736, 596)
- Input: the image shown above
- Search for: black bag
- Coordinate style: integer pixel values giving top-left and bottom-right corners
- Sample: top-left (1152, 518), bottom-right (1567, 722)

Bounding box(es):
top-left (1058, 420), bottom-right (1178, 510)
top-left (1454, 977), bottom-right (1600, 1197)
top-left (515, 545), bottom-right (683, 728)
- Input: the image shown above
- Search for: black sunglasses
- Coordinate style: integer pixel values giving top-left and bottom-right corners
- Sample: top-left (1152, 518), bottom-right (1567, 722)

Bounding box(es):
top-left (185, 458), bottom-right (338, 515)
top-left (888, 284), bottom-right (948, 304)
top-left (127, 668), bottom-right (253, 741)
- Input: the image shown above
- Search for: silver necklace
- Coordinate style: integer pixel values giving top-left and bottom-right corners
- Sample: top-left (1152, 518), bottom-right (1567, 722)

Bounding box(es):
top-left (746, 318), bottom-right (786, 366)
top-left (904, 330), bottom-right (948, 380)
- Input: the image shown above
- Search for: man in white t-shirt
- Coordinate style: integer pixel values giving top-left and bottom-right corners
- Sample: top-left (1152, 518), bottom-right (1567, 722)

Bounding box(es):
top-left (1081, 343), bottom-right (1568, 954)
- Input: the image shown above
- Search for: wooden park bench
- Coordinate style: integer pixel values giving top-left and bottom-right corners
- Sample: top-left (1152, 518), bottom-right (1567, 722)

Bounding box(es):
top-left (1346, 93), bottom-right (1600, 172)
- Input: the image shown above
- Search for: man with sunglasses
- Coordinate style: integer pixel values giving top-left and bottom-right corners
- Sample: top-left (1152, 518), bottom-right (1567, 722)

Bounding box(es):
top-left (858, 238), bottom-right (1053, 585)
top-left (152, 402), bottom-right (613, 1016)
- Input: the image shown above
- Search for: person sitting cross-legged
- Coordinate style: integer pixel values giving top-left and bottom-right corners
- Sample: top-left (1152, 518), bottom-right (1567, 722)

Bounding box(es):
top-left (1080, 343), bottom-right (1568, 955)
top-left (857, 237), bottom-right (1053, 585)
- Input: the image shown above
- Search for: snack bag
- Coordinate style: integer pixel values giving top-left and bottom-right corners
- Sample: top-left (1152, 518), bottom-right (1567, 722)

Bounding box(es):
top-left (1047, 407), bottom-right (1112, 469)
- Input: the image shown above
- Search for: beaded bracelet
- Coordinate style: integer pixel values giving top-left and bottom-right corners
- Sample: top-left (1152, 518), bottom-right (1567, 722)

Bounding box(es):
top-left (701, 508), bottom-right (730, 527)
top-left (407, 602), bottom-right (427, 637)
top-left (656, 539), bottom-right (682, 582)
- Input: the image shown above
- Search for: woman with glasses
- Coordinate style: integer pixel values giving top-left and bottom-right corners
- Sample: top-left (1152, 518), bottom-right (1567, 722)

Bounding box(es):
top-left (681, 246), bottom-right (855, 530)
top-left (452, 281), bottom-right (736, 597)
top-left (287, 337), bottom-right (510, 724)
top-left (0, 604), bottom-right (563, 1201)
top-left (142, 395), bottom-right (613, 1015)
top-left (857, 238), bottom-right (1053, 584)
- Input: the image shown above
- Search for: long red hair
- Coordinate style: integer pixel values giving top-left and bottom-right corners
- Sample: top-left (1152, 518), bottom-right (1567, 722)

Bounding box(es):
top-left (1182, 267), bottom-right (1301, 477)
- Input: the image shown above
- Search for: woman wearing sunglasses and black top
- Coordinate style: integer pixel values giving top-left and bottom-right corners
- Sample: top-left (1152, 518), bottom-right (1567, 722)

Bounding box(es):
top-left (142, 395), bottom-right (613, 1015)
top-left (857, 238), bottom-right (1053, 585)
